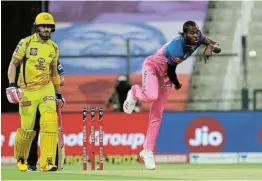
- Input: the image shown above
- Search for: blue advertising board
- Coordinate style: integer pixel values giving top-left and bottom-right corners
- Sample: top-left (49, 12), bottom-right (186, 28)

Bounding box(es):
top-left (156, 112), bottom-right (262, 153)
top-left (53, 23), bottom-right (166, 74)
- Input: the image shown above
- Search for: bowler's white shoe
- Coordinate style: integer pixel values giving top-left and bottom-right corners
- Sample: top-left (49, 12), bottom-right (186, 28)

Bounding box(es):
top-left (139, 149), bottom-right (156, 170)
top-left (123, 90), bottom-right (137, 114)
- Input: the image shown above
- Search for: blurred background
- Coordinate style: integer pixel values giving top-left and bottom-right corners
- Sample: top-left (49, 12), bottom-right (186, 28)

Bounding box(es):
top-left (2, 1), bottom-right (262, 166)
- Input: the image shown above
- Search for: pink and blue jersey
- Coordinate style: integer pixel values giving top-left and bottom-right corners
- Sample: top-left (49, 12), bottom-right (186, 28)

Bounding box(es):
top-left (154, 31), bottom-right (208, 66)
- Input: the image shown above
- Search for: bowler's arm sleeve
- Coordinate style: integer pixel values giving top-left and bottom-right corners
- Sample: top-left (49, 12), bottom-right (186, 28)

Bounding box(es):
top-left (199, 31), bottom-right (218, 45)
top-left (167, 63), bottom-right (180, 87)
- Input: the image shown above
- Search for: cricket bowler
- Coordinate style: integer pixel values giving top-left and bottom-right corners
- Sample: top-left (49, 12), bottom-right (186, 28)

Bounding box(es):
top-left (123, 21), bottom-right (221, 170)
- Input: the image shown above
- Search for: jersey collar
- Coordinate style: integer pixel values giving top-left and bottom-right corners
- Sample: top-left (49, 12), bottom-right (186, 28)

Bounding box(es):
top-left (32, 33), bottom-right (52, 44)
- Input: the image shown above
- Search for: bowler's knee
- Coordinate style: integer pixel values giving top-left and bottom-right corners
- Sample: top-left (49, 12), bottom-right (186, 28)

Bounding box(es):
top-left (144, 91), bottom-right (158, 102)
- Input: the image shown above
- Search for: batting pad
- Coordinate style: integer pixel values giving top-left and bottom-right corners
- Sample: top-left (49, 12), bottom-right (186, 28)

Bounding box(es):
top-left (14, 128), bottom-right (36, 160)
top-left (40, 112), bottom-right (58, 133)
top-left (40, 112), bottom-right (58, 167)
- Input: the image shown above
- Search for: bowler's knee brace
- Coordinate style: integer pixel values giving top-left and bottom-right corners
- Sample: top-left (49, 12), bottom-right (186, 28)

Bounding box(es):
top-left (40, 112), bottom-right (58, 166)
top-left (14, 128), bottom-right (36, 160)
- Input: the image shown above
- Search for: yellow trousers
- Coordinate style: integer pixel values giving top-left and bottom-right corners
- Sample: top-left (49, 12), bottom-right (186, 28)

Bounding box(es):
top-left (17, 83), bottom-right (58, 168)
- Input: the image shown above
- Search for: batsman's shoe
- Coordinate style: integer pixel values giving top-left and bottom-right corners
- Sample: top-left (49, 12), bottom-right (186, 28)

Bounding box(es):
top-left (139, 149), bottom-right (156, 170)
top-left (27, 165), bottom-right (37, 172)
top-left (123, 90), bottom-right (137, 114)
top-left (40, 162), bottom-right (57, 172)
top-left (17, 158), bottom-right (28, 172)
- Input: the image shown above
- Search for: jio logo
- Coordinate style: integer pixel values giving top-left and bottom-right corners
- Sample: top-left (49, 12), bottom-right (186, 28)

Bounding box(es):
top-left (189, 126), bottom-right (223, 146)
top-left (185, 117), bottom-right (225, 152)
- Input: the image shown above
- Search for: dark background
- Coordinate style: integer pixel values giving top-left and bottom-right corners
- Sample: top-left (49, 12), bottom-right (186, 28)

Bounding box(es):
top-left (1, 1), bottom-right (47, 112)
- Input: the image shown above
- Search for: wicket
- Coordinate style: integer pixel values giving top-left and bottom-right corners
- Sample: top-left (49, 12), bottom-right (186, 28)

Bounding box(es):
top-left (82, 107), bottom-right (104, 171)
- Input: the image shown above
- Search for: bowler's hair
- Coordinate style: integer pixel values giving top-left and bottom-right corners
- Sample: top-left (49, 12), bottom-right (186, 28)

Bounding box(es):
top-left (179, 20), bottom-right (199, 36)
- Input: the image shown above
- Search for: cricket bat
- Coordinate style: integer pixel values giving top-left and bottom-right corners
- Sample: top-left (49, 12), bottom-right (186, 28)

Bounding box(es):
top-left (57, 102), bottom-right (65, 171)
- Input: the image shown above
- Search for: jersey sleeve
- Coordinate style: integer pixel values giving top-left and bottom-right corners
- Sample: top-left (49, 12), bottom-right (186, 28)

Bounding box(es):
top-left (12, 39), bottom-right (26, 60)
top-left (51, 44), bottom-right (59, 66)
top-left (57, 61), bottom-right (65, 76)
top-left (165, 38), bottom-right (183, 65)
top-left (199, 31), bottom-right (209, 45)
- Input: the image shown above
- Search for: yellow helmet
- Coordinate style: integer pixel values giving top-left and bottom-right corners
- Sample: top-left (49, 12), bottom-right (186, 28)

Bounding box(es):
top-left (35, 12), bottom-right (55, 25)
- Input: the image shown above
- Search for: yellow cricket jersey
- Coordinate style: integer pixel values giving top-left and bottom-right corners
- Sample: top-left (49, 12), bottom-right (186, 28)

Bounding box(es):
top-left (13, 33), bottom-right (59, 91)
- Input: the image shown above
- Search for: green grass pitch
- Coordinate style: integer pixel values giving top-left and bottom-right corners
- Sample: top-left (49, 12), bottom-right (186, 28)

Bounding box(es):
top-left (2, 163), bottom-right (262, 180)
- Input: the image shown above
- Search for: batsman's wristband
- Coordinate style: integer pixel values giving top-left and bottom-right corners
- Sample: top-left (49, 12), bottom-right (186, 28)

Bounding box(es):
top-left (9, 82), bottom-right (17, 87)
top-left (56, 94), bottom-right (62, 99)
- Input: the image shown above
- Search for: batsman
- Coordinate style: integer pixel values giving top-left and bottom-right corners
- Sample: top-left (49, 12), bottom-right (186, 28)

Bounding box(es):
top-left (6, 12), bottom-right (64, 171)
